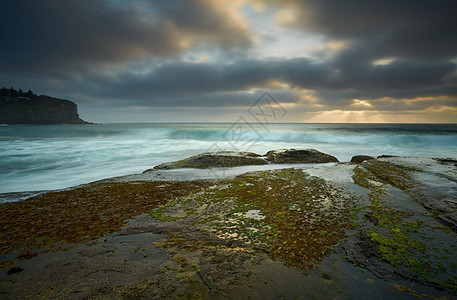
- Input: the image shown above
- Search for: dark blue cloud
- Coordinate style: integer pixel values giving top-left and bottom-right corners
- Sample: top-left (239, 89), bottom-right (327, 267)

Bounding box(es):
top-left (0, 0), bottom-right (252, 75)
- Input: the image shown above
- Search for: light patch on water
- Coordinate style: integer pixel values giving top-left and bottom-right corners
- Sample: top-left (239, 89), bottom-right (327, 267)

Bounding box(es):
top-left (303, 163), bottom-right (356, 184)
top-left (383, 157), bottom-right (457, 179)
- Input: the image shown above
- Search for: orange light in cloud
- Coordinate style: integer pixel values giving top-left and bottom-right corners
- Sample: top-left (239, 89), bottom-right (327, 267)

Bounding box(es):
top-left (372, 57), bottom-right (396, 66)
top-left (351, 99), bottom-right (372, 107)
top-left (424, 105), bottom-right (457, 112)
top-left (274, 9), bottom-right (298, 26)
top-left (305, 110), bottom-right (388, 123)
top-left (303, 110), bottom-right (456, 123)
top-left (325, 40), bottom-right (349, 55)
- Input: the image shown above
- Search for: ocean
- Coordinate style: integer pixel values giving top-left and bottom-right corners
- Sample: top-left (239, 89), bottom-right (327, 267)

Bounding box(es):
top-left (1, 123), bottom-right (456, 195)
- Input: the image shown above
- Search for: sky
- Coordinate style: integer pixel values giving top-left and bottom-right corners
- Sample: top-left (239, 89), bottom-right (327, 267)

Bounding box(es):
top-left (1, 0), bottom-right (457, 123)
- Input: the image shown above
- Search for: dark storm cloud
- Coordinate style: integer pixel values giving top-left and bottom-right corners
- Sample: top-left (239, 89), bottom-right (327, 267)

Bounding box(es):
top-left (328, 56), bottom-right (456, 90)
top-left (107, 57), bottom-right (330, 99)
top-left (0, 0), bottom-right (252, 75)
top-left (2, 54), bottom-right (454, 109)
top-left (1, 0), bottom-right (456, 120)
top-left (265, 0), bottom-right (457, 60)
top-left (92, 89), bottom-right (299, 109)
top-left (77, 56), bottom-right (454, 106)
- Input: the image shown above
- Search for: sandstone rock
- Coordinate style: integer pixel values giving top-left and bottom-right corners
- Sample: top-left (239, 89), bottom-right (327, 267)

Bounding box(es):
top-left (264, 149), bottom-right (339, 164)
top-left (151, 151), bottom-right (268, 170)
top-left (351, 155), bottom-right (375, 164)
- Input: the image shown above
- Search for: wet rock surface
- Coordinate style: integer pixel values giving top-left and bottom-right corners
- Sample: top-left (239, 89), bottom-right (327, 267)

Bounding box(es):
top-left (1, 155), bottom-right (457, 299)
top-left (150, 151), bottom-right (268, 171)
top-left (264, 148), bottom-right (339, 164)
top-left (148, 149), bottom-right (339, 172)
top-left (351, 155), bottom-right (375, 164)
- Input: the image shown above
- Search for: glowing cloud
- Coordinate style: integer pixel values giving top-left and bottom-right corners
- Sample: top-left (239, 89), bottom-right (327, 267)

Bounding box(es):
top-left (372, 57), bottom-right (396, 66)
top-left (351, 99), bottom-right (373, 107)
top-left (274, 9), bottom-right (298, 26)
top-left (325, 40), bottom-right (349, 55)
top-left (305, 110), bottom-right (388, 123)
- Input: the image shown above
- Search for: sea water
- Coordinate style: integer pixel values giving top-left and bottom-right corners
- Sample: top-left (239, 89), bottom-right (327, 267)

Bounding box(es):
top-left (0, 123), bottom-right (456, 194)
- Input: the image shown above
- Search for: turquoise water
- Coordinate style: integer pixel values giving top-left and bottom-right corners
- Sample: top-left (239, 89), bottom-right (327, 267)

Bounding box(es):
top-left (0, 123), bottom-right (456, 193)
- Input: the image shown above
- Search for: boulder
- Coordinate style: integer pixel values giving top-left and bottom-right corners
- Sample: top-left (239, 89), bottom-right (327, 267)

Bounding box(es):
top-left (351, 155), bottom-right (375, 164)
top-left (264, 149), bottom-right (339, 164)
top-left (151, 151), bottom-right (268, 170)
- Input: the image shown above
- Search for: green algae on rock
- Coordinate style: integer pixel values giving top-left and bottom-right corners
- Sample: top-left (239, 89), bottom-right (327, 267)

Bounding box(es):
top-left (0, 180), bottom-right (210, 268)
top-left (150, 169), bottom-right (356, 272)
top-left (350, 155), bottom-right (375, 164)
top-left (147, 149), bottom-right (339, 172)
top-left (2, 155), bottom-right (457, 299)
top-left (264, 149), bottom-right (339, 164)
top-left (350, 158), bottom-right (457, 294)
top-left (150, 151), bottom-right (267, 171)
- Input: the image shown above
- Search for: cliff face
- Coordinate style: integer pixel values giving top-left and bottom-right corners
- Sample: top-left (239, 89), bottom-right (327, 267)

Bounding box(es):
top-left (0, 93), bottom-right (90, 125)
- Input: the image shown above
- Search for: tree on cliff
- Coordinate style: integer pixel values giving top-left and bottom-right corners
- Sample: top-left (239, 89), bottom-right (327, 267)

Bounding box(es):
top-left (1, 87), bottom-right (37, 98)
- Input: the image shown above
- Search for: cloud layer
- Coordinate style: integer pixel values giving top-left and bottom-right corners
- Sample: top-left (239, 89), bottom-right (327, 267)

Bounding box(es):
top-left (1, 0), bottom-right (456, 122)
top-left (0, 0), bottom-right (252, 74)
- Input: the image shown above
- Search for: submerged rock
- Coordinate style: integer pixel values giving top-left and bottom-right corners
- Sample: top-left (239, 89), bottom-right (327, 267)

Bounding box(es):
top-left (151, 151), bottom-right (267, 170)
top-left (351, 155), bottom-right (375, 164)
top-left (264, 149), bottom-right (339, 164)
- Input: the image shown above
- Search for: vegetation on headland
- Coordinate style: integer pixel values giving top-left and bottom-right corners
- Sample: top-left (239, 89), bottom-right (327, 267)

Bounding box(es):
top-left (0, 87), bottom-right (37, 98)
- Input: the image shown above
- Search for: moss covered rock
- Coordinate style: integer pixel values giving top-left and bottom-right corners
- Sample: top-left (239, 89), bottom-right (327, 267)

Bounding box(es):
top-left (264, 149), bottom-right (339, 164)
top-left (351, 155), bottom-right (375, 164)
top-left (152, 151), bottom-right (268, 170)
